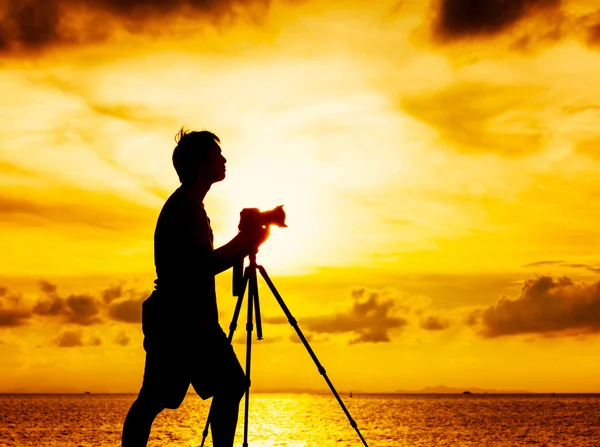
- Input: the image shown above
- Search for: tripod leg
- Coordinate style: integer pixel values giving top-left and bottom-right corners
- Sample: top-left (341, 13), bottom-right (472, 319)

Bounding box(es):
top-left (228, 268), bottom-right (250, 343)
top-left (200, 269), bottom-right (249, 447)
top-left (242, 264), bottom-right (258, 447)
top-left (257, 265), bottom-right (370, 447)
top-left (253, 279), bottom-right (263, 341)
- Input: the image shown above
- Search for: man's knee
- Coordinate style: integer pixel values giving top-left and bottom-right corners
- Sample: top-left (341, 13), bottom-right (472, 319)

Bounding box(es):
top-left (133, 392), bottom-right (167, 416)
top-left (136, 382), bottom-right (189, 412)
top-left (209, 372), bottom-right (247, 401)
top-left (158, 389), bottom-right (187, 410)
top-left (227, 372), bottom-right (249, 400)
top-left (137, 378), bottom-right (189, 410)
top-left (237, 375), bottom-right (249, 398)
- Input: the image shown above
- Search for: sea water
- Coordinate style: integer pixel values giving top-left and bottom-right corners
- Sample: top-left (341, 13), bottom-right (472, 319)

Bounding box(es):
top-left (0, 393), bottom-right (599, 446)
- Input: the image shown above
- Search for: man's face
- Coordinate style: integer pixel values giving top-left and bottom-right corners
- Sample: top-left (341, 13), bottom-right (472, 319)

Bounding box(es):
top-left (201, 141), bottom-right (227, 184)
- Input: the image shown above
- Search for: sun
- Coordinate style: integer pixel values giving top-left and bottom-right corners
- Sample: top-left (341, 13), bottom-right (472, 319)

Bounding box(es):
top-left (213, 151), bottom-right (328, 274)
top-left (220, 194), bottom-right (324, 275)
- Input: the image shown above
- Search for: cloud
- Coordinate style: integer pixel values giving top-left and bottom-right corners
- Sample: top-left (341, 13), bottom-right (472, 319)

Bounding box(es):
top-left (588, 22), bottom-right (600, 45)
top-left (268, 288), bottom-right (408, 344)
top-left (103, 283), bottom-right (148, 323)
top-left (0, 309), bottom-right (32, 327)
top-left (108, 299), bottom-right (144, 323)
top-left (420, 315), bottom-right (450, 331)
top-left (38, 280), bottom-right (58, 295)
top-left (0, 188), bottom-right (156, 232)
top-left (431, 0), bottom-right (561, 42)
top-left (33, 282), bottom-right (102, 325)
top-left (0, 286), bottom-right (24, 305)
top-left (115, 332), bottom-right (130, 346)
top-left (523, 260), bottom-right (600, 274)
top-left (401, 82), bottom-right (550, 157)
top-left (0, 287), bottom-right (32, 327)
top-left (0, 280), bottom-right (149, 328)
top-left (51, 330), bottom-right (84, 347)
top-left (64, 294), bottom-right (102, 325)
top-left (570, 10), bottom-right (600, 49)
top-left (472, 276), bottom-right (600, 337)
top-left (426, 0), bottom-right (600, 55)
top-left (50, 329), bottom-right (103, 347)
top-left (0, 0), bottom-right (270, 54)
top-left (288, 332), bottom-right (323, 344)
top-left (522, 260), bottom-right (564, 267)
top-left (102, 284), bottom-right (124, 304)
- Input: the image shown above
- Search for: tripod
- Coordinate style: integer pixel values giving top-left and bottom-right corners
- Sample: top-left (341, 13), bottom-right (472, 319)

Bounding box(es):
top-left (200, 252), bottom-right (369, 447)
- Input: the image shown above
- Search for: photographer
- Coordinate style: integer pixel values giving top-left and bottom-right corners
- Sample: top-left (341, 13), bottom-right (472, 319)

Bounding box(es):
top-left (122, 129), bottom-right (268, 447)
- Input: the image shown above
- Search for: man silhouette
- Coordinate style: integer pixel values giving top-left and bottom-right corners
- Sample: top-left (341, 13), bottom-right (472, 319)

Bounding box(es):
top-left (122, 129), bottom-right (267, 446)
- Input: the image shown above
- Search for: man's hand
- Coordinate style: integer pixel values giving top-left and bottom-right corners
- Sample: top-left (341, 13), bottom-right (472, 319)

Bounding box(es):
top-left (211, 225), bottom-right (270, 274)
top-left (238, 225), bottom-right (270, 255)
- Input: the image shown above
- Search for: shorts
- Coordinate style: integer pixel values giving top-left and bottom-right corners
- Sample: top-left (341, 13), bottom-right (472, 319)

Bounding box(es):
top-left (138, 299), bottom-right (247, 409)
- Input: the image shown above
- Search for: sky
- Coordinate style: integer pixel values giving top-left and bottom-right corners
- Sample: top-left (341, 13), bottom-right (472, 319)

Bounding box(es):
top-left (1, 0), bottom-right (600, 394)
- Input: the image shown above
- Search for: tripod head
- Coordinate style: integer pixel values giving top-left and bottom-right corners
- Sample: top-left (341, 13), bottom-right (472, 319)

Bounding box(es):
top-left (232, 205), bottom-right (287, 297)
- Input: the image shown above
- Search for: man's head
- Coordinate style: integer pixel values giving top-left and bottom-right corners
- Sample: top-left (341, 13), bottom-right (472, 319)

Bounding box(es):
top-left (172, 128), bottom-right (226, 185)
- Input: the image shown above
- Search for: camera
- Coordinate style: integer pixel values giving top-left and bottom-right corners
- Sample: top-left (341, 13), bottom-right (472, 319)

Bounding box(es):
top-left (238, 205), bottom-right (287, 232)
top-left (233, 205), bottom-right (286, 297)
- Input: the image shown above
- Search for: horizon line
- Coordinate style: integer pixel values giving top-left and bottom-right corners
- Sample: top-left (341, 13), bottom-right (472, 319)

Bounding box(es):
top-left (3, 390), bottom-right (600, 395)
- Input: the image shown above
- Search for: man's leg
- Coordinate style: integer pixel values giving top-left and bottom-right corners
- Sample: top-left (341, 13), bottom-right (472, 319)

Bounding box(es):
top-left (209, 379), bottom-right (247, 447)
top-left (122, 328), bottom-right (189, 446)
top-left (122, 390), bottom-right (165, 447)
top-left (191, 328), bottom-right (249, 447)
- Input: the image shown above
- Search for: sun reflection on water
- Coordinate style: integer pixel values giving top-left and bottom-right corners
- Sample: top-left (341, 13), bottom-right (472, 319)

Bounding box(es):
top-left (1, 393), bottom-right (600, 446)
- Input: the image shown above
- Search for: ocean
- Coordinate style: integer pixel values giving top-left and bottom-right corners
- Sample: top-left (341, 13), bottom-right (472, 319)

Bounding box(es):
top-left (0, 393), bottom-right (599, 446)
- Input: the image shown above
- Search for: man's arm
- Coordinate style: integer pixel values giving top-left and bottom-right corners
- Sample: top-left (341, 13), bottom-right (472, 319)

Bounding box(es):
top-left (183, 199), bottom-right (269, 276)
top-left (210, 229), bottom-right (267, 275)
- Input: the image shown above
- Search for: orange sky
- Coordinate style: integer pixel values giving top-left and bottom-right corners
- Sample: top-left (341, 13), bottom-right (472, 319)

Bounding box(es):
top-left (2, 0), bottom-right (600, 393)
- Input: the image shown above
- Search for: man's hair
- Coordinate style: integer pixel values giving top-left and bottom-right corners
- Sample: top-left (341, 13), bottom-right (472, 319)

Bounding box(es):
top-left (172, 128), bottom-right (220, 183)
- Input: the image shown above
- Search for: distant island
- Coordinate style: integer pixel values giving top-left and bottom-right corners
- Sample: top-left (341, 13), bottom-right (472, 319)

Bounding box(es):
top-left (250, 385), bottom-right (532, 395)
top-left (8, 385), bottom-right (582, 395)
top-left (3, 388), bottom-right (596, 395)
top-left (392, 385), bottom-right (531, 394)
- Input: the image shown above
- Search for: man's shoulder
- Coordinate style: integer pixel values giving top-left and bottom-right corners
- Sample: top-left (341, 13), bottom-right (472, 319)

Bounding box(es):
top-left (157, 188), bottom-right (208, 228)
top-left (162, 188), bottom-right (204, 213)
